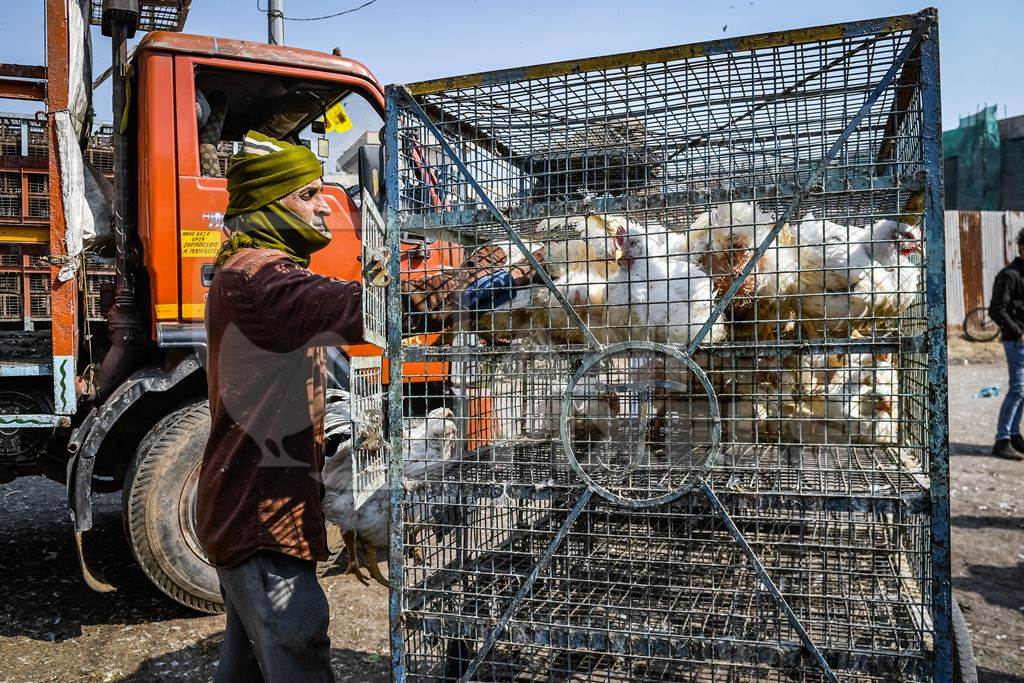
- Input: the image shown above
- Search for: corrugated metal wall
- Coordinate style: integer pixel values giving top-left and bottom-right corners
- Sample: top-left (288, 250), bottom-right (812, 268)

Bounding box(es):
top-left (945, 210), bottom-right (1024, 328)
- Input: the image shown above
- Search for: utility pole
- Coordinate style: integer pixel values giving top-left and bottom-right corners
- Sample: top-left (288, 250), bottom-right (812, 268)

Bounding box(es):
top-left (268, 0), bottom-right (284, 45)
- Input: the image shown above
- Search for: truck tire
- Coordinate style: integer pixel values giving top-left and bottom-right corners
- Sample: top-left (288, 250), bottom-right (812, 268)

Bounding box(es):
top-left (123, 401), bottom-right (224, 614)
top-left (123, 400), bottom-right (347, 614)
top-left (952, 597), bottom-right (978, 683)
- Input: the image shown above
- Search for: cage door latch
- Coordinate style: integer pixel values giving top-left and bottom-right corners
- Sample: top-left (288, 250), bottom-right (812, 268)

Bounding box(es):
top-left (354, 407), bottom-right (385, 452)
top-left (362, 247), bottom-right (392, 288)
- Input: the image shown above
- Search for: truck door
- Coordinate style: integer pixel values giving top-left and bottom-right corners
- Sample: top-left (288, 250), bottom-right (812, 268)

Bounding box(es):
top-left (168, 57), bottom-right (384, 326)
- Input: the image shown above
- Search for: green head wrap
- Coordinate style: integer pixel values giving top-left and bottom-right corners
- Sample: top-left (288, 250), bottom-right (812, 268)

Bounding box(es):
top-left (215, 130), bottom-right (329, 268)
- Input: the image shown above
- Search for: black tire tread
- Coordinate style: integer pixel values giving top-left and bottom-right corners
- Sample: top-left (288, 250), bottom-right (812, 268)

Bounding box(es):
top-left (122, 400), bottom-right (224, 614)
top-left (951, 597), bottom-right (978, 683)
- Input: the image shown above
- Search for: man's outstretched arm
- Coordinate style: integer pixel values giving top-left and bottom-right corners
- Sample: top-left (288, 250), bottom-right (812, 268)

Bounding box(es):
top-left (250, 256), bottom-right (364, 351)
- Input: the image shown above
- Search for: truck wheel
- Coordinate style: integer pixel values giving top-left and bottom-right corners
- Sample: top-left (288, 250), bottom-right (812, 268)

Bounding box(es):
top-left (124, 400), bottom-right (347, 613)
top-left (123, 401), bottom-right (224, 614)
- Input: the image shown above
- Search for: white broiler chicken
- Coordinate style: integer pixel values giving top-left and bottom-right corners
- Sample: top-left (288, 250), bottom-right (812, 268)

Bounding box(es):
top-left (688, 202), bottom-right (799, 340)
top-left (680, 208), bottom-right (714, 257)
top-left (793, 278), bottom-right (874, 338)
top-left (867, 255), bottom-right (923, 321)
top-left (794, 217), bottom-right (923, 337)
top-left (628, 212), bottom-right (702, 264)
top-left (757, 352), bottom-right (838, 444)
top-left (526, 267), bottom-right (613, 345)
top-left (531, 214), bottom-right (621, 344)
top-left (825, 355), bottom-right (899, 444)
top-left (605, 222), bottom-right (725, 346)
top-left (795, 212), bottom-right (921, 292)
top-left (534, 214), bottom-right (620, 280)
top-left (323, 406), bottom-right (458, 587)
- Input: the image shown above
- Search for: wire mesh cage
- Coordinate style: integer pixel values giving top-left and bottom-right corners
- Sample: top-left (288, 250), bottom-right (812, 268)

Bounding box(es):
top-left (380, 9), bottom-right (947, 681)
top-left (88, 0), bottom-right (191, 32)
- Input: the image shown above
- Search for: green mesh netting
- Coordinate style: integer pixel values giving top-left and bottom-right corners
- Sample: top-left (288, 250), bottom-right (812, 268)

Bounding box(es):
top-left (944, 105), bottom-right (1002, 210)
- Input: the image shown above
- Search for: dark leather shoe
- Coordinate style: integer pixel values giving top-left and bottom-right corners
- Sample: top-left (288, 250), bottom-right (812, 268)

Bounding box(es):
top-left (1011, 434), bottom-right (1024, 454)
top-left (993, 439), bottom-right (1024, 460)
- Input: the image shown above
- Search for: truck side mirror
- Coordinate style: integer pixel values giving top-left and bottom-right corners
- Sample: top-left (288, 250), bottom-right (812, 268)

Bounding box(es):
top-left (311, 119), bottom-right (326, 135)
top-left (357, 143), bottom-right (383, 211)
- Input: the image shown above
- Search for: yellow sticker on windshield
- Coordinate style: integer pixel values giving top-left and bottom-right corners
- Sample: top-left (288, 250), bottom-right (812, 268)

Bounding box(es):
top-left (325, 102), bottom-right (353, 134)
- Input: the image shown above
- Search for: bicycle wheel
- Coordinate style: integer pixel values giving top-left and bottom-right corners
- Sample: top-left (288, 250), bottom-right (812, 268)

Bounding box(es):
top-left (963, 307), bottom-right (1000, 343)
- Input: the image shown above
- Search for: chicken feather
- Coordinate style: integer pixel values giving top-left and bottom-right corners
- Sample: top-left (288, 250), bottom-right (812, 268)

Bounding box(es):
top-left (323, 406), bottom-right (458, 580)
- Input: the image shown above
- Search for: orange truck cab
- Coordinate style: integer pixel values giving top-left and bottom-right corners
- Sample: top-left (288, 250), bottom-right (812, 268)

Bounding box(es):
top-left (135, 32), bottom-right (456, 362)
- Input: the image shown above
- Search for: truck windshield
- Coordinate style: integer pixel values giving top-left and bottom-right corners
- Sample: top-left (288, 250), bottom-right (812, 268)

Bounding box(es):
top-left (298, 91), bottom-right (383, 199)
top-left (192, 67), bottom-right (381, 182)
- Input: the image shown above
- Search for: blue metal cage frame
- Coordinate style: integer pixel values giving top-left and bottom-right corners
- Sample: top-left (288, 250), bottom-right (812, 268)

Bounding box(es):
top-left (383, 8), bottom-right (948, 681)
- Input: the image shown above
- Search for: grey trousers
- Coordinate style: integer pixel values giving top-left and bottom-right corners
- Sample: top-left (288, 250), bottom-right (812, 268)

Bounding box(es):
top-left (214, 550), bottom-right (334, 682)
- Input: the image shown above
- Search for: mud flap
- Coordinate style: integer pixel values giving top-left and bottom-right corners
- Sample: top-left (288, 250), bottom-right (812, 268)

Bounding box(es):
top-left (66, 447), bottom-right (115, 592)
top-left (65, 354), bottom-right (202, 592)
top-left (73, 529), bottom-right (115, 593)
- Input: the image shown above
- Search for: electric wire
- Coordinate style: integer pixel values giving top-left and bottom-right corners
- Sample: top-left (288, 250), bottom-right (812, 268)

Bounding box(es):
top-left (255, 0), bottom-right (377, 22)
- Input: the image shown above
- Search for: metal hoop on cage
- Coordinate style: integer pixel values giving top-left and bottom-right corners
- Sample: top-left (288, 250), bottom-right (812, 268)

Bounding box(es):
top-left (559, 340), bottom-right (722, 509)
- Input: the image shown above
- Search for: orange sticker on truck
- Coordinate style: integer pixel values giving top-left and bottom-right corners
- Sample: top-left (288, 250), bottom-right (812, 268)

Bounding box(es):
top-left (181, 230), bottom-right (222, 258)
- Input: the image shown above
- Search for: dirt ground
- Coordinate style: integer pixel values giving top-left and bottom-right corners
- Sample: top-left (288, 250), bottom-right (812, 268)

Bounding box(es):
top-left (0, 334), bottom-right (1021, 682)
top-left (945, 336), bottom-right (1024, 681)
top-left (0, 482), bottom-right (390, 683)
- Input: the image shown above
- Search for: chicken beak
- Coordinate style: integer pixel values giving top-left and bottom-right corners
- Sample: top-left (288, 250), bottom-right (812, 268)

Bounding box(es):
top-left (899, 228), bottom-right (924, 257)
top-left (899, 242), bottom-right (922, 257)
top-left (613, 244), bottom-right (633, 268)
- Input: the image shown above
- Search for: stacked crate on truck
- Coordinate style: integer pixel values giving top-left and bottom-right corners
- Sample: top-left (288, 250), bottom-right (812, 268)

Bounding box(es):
top-left (0, 116), bottom-right (121, 331)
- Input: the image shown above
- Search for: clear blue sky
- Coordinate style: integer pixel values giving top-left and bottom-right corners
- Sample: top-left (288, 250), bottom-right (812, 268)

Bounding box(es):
top-left (2, 0), bottom-right (1021, 129)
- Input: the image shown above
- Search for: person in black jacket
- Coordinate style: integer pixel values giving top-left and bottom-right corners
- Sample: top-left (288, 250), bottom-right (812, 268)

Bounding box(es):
top-left (989, 226), bottom-right (1024, 460)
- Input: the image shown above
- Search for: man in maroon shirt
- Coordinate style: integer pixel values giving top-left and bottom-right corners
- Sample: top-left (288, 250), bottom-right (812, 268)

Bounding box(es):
top-left (197, 131), bottom-right (363, 682)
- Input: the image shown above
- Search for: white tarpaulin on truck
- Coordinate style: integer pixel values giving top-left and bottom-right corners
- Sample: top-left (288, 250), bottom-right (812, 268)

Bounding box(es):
top-left (55, 110), bottom-right (86, 281)
top-left (57, 0), bottom-right (111, 278)
top-left (68, 0), bottom-right (89, 136)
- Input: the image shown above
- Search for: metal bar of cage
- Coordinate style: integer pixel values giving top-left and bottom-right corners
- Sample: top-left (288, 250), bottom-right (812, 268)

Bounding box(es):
top-left (405, 15), bottom-right (924, 97)
top-left (919, 20), bottom-right (951, 683)
top-left (384, 8), bottom-right (946, 681)
top-left (384, 85), bottom-right (408, 681)
top-left (396, 172), bottom-right (926, 234)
